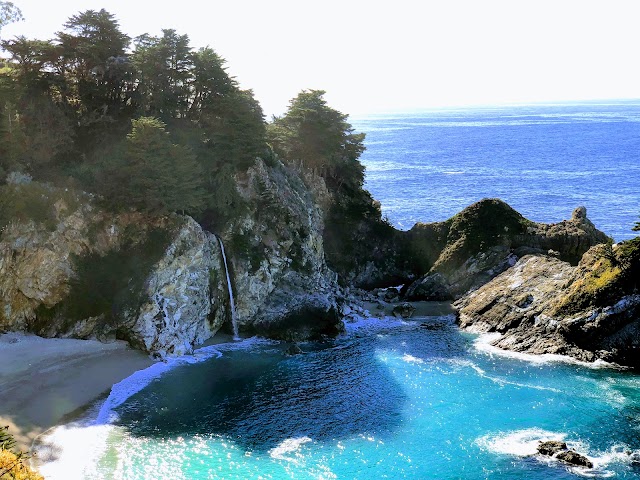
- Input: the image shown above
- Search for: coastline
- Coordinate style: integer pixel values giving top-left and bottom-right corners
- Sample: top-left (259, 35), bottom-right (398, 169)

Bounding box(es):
top-left (0, 333), bottom-right (153, 452)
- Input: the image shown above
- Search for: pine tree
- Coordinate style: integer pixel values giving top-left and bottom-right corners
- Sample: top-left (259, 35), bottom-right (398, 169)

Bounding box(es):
top-left (97, 117), bottom-right (205, 215)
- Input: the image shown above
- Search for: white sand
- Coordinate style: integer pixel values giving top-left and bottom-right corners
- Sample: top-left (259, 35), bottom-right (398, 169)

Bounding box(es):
top-left (0, 333), bottom-right (152, 450)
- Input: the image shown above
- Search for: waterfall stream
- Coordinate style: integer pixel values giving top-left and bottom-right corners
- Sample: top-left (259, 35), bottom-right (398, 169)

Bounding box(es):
top-left (218, 237), bottom-right (239, 340)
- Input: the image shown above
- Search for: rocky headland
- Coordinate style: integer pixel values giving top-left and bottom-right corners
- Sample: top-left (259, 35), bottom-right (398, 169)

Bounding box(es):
top-left (0, 157), bottom-right (345, 357)
top-left (455, 237), bottom-right (640, 367)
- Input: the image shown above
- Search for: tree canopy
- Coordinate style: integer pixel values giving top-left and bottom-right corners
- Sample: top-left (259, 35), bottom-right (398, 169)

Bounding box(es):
top-left (0, 8), bottom-right (374, 249)
top-left (0, 1), bottom-right (22, 34)
top-left (268, 89), bottom-right (365, 191)
top-left (0, 9), bottom-right (268, 220)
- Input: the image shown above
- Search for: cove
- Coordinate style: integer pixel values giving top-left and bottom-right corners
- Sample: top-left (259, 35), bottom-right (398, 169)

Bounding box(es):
top-left (71, 315), bottom-right (640, 479)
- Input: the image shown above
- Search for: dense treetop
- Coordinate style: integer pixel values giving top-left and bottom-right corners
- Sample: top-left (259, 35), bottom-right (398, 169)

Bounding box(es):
top-left (0, 9), bottom-right (375, 241)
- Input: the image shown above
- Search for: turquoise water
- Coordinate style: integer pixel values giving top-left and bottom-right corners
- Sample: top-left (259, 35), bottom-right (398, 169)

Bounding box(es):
top-left (45, 317), bottom-right (640, 479)
top-left (352, 101), bottom-right (640, 241)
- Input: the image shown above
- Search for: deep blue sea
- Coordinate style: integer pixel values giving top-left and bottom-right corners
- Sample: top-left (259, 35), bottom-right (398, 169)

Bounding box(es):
top-left (352, 101), bottom-right (640, 241)
top-left (39, 103), bottom-right (640, 479)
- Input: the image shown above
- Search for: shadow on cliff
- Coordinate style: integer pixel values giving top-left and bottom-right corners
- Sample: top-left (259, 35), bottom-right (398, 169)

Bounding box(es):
top-left (113, 335), bottom-right (419, 453)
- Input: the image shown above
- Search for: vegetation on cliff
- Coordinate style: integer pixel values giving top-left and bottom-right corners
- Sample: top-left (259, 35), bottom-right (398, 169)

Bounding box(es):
top-left (0, 8), bottom-right (265, 228)
top-left (0, 426), bottom-right (42, 480)
top-left (268, 90), bottom-right (396, 285)
top-left (553, 237), bottom-right (640, 316)
top-left (0, 10), bottom-right (385, 284)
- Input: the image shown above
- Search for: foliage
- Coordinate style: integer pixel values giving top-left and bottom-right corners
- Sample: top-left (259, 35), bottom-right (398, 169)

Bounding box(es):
top-left (267, 89), bottom-right (403, 282)
top-left (554, 239), bottom-right (640, 316)
top-left (0, 1), bottom-right (22, 34)
top-left (131, 29), bottom-right (191, 120)
top-left (0, 426), bottom-right (42, 480)
top-left (0, 9), bottom-right (268, 220)
top-left (93, 117), bottom-right (206, 215)
top-left (0, 181), bottom-right (84, 233)
top-left (268, 89), bottom-right (365, 188)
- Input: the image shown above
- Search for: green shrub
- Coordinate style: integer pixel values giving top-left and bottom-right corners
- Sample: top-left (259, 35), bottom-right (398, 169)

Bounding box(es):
top-left (0, 182), bottom-right (84, 233)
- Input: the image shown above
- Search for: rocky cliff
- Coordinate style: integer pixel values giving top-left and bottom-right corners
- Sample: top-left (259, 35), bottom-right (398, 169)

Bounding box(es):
top-left (0, 185), bottom-right (228, 357)
top-left (0, 160), bottom-right (345, 355)
top-left (455, 239), bottom-right (640, 367)
top-left (217, 158), bottom-right (344, 341)
top-left (403, 199), bottom-right (609, 301)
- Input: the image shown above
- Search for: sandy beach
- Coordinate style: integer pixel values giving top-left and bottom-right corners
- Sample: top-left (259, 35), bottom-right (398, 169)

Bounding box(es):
top-left (0, 333), bottom-right (153, 451)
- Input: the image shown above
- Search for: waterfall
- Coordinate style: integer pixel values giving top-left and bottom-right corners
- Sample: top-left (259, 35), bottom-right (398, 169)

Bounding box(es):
top-left (218, 237), bottom-right (240, 340)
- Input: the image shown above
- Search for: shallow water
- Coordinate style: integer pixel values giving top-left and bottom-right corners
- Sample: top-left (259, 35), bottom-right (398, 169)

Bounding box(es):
top-left (42, 317), bottom-right (640, 479)
top-left (352, 101), bottom-right (640, 241)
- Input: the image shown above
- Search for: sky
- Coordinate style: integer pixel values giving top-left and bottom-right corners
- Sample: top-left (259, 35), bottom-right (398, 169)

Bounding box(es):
top-left (2, 0), bottom-right (639, 117)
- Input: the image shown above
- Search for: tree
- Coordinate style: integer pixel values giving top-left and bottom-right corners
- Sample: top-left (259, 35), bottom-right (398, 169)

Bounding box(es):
top-left (131, 30), bottom-right (192, 120)
top-left (267, 89), bottom-right (365, 189)
top-left (96, 117), bottom-right (205, 215)
top-left (0, 1), bottom-right (22, 35)
top-left (0, 37), bottom-right (75, 176)
top-left (0, 425), bottom-right (42, 479)
top-left (633, 219), bottom-right (639, 232)
top-left (56, 9), bottom-right (133, 147)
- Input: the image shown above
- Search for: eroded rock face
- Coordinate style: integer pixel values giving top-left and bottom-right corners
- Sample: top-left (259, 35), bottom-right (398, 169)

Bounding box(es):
top-left (0, 202), bottom-right (227, 357)
top-left (220, 158), bottom-right (345, 341)
top-left (121, 218), bottom-right (226, 357)
top-left (0, 162), bottom-right (350, 354)
top-left (404, 200), bottom-right (610, 300)
top-left (455, 240), bottom-right (640, 367)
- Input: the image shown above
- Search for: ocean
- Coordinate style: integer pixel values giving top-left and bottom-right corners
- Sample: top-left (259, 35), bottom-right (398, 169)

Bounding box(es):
top-left (352, 101), bottom-right (640, 241)
top-left (39, 102), bottom-right (640, 479)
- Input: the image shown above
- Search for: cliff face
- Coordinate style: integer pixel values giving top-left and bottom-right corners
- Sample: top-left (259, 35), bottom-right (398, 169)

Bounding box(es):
top-left (0, 194), bottom-right (227, 357)
top-left (222, 158), bottom-right (344, 341)
top-left (403, 200), bottom-right (609, 301)
top-left (0, 160), bottom-right (346, 354)
top-left (455, 239), bottom-right (640, 367)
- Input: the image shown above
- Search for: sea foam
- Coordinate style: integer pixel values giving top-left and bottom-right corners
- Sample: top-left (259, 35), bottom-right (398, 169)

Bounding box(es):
top-left (36, 335), bottom-right (275, 479)
top-left (472, 332), bottom-right (618, 369)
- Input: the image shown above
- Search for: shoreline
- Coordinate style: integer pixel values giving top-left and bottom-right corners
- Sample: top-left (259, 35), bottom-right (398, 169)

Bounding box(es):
top-left (0, 333), bottom-right (153, 452)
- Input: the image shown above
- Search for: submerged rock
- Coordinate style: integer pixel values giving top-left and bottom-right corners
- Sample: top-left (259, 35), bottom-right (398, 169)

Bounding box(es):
top-left (285, 343), bottom-right (303, 355)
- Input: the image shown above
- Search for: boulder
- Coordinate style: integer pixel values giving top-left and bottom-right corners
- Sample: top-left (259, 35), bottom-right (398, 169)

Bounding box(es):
top-left (556, 450), bottom-right (593, 468)
top-left (537, 441), bottom-right (568, 456)
top-left (392, 302), bottom-right (416, 319)
top-left (404, 273), bottom-right (452, 301)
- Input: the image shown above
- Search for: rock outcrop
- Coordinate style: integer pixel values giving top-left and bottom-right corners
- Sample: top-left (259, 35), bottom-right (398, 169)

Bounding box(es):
top-left (404, 199), bottom-right (609, 300)
top-left (0, 194), bottom-right (227, 357)
top-left (537, 441), bottom-right (593, 468)
top-left (0, 160), bottom-right (348, 354)
top-left (222, 158), bottom-right (344, 341)
top-left (455, 239), bottom-right (640, 367)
